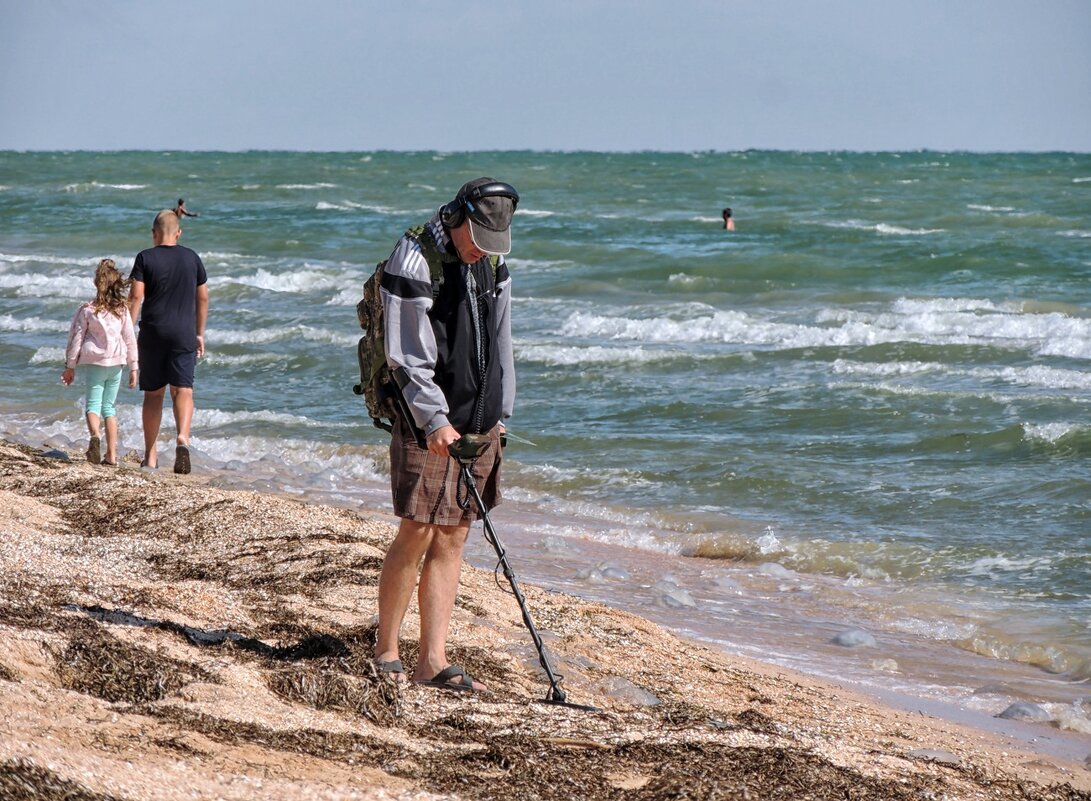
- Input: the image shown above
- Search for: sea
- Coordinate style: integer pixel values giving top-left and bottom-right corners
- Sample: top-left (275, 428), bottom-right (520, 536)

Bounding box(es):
top-left (1, 150), bottom-right (1088, 753)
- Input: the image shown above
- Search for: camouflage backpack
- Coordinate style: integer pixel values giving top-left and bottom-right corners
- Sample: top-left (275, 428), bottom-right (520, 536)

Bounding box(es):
top-left (353, 225), bottom-right (499, 433)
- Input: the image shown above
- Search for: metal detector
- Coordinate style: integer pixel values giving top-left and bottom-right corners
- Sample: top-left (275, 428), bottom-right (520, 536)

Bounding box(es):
top-left (450, 433), bottom-right (596, 711)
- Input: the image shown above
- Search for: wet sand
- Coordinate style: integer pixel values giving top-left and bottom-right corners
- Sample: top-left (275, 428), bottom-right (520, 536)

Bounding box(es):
top-left (0, 440), bottom-right (1088, 800)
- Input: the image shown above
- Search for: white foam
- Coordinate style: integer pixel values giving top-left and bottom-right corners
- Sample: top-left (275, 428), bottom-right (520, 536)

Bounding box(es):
top-left (515, 343), bottom-right (688, 366)
top-left (0, 314), bottom-right (69, 333)
top-left (0, 252), bottom-right (103, 267)
top-left (1057, 230), bottom-right (1091, 239)
top-left (196, 408), bottom-right (353, 429)
top-left (832, 360), bottom-right (1091, 391)
top-left (1072, 177), bottom-right (1091, 183)
top-left (63, 182), bottom-right (146, 192)
top-left (1023, 422), bottom-right (1085, 443)
top-left (276, 183), bottom-right (338, 189)
top-left (211, 268), bottom-right (343, 294)
top-left (327, 287), bottom-right (361, 306)
top-left (202, 353), bottom-right (282, 367)
top-left (561, 300), bottom-right (1091, 360)
top-left (818, 219), bottom-right (942, 235)
top-left (207, 324), bottom-right (357, 347)
top-left (515, 209), bottom-right (555, 218)
top-left (967, 204), bottom-right (1015, 213)
top-left (29, 347), bottom-right (65, 364)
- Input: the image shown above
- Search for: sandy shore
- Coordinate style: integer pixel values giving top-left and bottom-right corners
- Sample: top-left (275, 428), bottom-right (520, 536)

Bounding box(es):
top-left (0, 440), bottom-right (1088, 800)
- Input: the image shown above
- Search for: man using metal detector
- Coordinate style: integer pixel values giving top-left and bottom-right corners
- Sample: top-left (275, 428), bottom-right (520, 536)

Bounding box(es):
top-left (373, 178), bottom-right (519, 692)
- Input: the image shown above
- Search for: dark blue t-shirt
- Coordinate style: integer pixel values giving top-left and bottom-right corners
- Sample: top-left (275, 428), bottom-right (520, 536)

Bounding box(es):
top-left (129, 245), bottom-right (207, 348)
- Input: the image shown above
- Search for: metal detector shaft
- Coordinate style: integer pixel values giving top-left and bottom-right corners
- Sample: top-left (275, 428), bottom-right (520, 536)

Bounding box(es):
top-left (457, 463), bottom-right (568, 704)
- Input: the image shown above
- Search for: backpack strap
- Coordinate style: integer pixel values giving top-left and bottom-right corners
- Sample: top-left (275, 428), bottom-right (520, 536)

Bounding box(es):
top-left (405, 224), bottom-right (500, 301)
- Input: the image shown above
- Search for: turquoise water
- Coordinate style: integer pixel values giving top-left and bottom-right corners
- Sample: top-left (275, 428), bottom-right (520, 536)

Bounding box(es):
top-left (1, 151), bottom-right (1089, 733)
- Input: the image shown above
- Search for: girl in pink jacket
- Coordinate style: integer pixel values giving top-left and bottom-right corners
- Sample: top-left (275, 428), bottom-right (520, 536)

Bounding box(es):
top-left (61, 259), bottom-right (139, 465)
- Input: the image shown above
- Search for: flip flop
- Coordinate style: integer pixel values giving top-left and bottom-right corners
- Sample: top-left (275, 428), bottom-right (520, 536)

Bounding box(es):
top-left (374, 659), bottom-right (406, 682)
top-left (174, 445), bottom-right (191, 475)
top-left (414, 664), bottom-right (480, 692)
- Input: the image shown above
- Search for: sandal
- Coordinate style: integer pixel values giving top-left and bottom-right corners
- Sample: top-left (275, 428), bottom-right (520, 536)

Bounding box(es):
top-left (374, 659), bottom-right (406, 682)
top-left (174, 445), bottom-right (191, 475)
top-left (414, 664), bottom-right (482, 692)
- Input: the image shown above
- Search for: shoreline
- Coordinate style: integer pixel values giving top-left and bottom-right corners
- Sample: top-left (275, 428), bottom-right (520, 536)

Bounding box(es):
top-left (0, 440), bottom-right (1088, 800)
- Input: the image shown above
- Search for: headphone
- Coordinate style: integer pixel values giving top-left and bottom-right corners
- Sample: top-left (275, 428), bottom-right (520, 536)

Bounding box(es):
top-left (440, 181), bottom-right (520, 228)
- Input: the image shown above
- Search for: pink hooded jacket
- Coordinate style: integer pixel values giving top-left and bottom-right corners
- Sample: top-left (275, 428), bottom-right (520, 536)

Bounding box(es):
top-left (64, 303), bottom-right (139, 370)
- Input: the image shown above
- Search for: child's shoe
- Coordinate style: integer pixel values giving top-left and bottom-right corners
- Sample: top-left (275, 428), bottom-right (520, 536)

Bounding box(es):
top-left (86, 436), bottom-right (101, 464)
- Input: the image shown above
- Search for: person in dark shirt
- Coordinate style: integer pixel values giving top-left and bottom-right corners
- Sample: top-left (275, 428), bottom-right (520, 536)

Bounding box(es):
top-left (127, 210), bottom-right (209, 474)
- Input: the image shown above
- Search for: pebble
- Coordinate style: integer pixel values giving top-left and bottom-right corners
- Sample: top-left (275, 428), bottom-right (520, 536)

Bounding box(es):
top-left (908, 748), bottom-right (961, 767)
top-left (758, 562), bottom-right (794, 579)
top-left (598, 676), bottom-right (660, 707)
top-left (831, 628), bottom-right (877, 648)
top-left (996, 702), bottom-right (1051, 723)
top-left (657, 588), bottom-right (696, 609)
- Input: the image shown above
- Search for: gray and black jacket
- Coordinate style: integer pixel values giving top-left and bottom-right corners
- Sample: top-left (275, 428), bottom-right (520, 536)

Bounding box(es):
top-left (380, 212), bottom-right (515, 436)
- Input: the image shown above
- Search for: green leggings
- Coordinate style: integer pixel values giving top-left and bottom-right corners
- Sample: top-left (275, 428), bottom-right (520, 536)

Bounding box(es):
top-left (83, 365), bottom-right (123, 418)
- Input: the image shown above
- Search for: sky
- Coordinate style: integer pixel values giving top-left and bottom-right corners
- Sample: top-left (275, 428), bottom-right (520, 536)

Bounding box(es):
top-left (1, 0), bottom-right (1089, 152)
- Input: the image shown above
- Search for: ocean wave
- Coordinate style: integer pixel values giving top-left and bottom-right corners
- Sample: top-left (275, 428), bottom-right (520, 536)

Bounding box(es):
top-left (561, 300), bottom-right (1091, 355)
top-left (276, 183), bottom-right (338, 189)
top-left (816, 219), bottom-right (943, 235)
top-left (515, 343), bottom-right (694, 366)
top-left (1056, 230), bottom-right (1091, 239)
top-left (202, 353), bottom-right (284, 367)
top-left (314, 199), bottom-right (408, 214)
top-left (211, 268), bottom-right (344, 294)
top-left (967, 204), bottom-right (1015, 213)
top-left (29, 346), bottom-right (65, 363)
top-left (832, 359), bottom-right (1091, 391)
top-left (196, 407), bottom-right (352, 429)
top-left (1023, 422), bottom-right (1089, 444)
top-left (1, 315), bottom-right (68, 333)
top-left (208, 324), bottom-right (357, 347)
top-left (63, 181), bottom-right (147, 192)
top-left (0, 270), bottom-right (100, 299)
top-left (0, 252), bottom-right (105, 267)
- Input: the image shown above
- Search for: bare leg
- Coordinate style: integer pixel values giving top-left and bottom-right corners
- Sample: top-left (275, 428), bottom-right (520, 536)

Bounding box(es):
top-left (142, 387), bottom-right (166, 467)
top-left (84, 411), bottom-right (101, 463)
top-left (103, 416), bottom-right (118, 464)
top-left (415, 522), bottom-right (480, 686)
top-left (375, 519), bottom-right (434, 665)
top-left (170, 385), bottom-right (194, 446)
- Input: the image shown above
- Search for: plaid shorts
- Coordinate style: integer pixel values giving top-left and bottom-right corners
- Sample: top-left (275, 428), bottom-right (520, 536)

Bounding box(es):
top-left (389, 416), bottom-right (503, 527)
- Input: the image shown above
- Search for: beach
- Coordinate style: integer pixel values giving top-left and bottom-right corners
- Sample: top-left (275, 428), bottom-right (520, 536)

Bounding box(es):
top-left (0, 440), bottom-right (1088, 800)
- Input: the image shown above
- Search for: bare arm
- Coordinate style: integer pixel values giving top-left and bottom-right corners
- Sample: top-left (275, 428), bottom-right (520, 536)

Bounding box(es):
top-left (195, 283), bottom-right (209, 357)
top-left (128, 280), bottom-right (145, 325)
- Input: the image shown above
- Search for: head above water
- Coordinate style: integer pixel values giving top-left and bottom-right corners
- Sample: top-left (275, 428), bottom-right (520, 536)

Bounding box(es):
top-left (441, 177), bottom-right (519, 256)
top-left (722, 208), bottom-right (732, 219)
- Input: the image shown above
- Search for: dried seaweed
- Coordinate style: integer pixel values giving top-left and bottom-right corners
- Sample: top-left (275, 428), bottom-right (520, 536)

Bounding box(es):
top-left (0, 758), bottom-right (125, 801)
top-left (267, 656), bottom-right (401, 725)
top-left (52, 624), bottom-right (212, 704)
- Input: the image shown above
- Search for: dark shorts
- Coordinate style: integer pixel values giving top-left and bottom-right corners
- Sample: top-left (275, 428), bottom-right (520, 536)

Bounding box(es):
top-left (138, 332), bottom-right (197, 391)
top-left (390, 416), bottom-right (502, 527)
